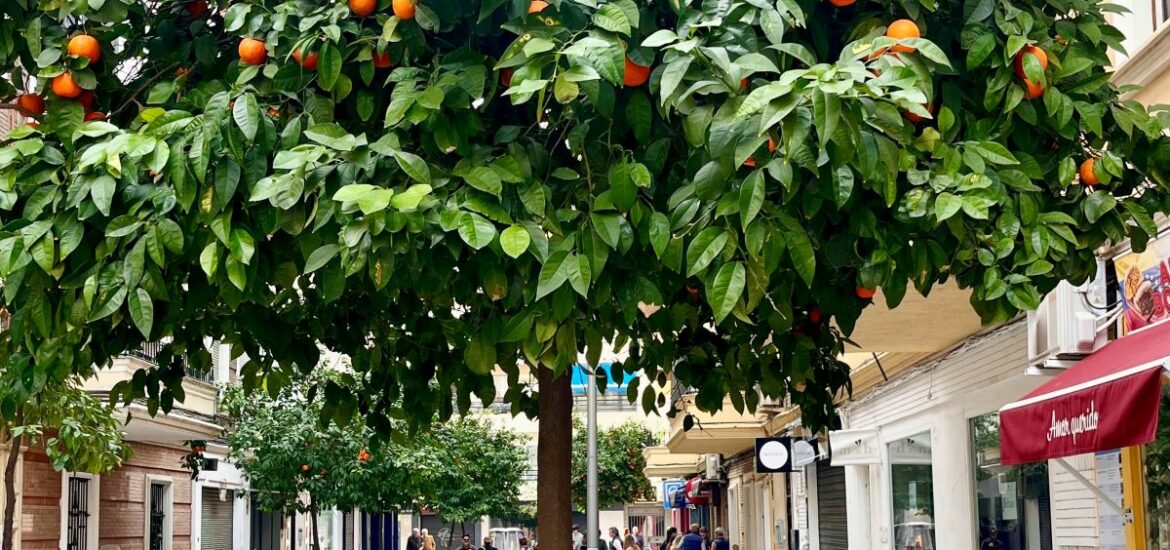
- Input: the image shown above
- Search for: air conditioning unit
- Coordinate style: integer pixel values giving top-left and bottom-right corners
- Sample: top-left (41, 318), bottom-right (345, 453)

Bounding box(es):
top-left (1027, 280), bottom-right (1106, 366)
top-left (705, 454), bottom-right (721, 479)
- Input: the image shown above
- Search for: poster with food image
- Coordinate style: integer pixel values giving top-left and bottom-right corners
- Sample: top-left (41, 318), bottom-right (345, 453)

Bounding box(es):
top-left (1114, 234), bottom-right (1170, 334)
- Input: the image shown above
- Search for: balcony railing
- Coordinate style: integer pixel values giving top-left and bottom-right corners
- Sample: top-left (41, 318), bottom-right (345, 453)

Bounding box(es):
top-left (128, 342), bottom-right (214, 384)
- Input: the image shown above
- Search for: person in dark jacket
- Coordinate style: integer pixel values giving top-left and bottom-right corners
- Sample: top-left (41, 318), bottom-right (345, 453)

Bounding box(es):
top-left (712, 529), bottom-right (729, 550)
top-left (679, 524), bottom-right (703, 550)
top-left (407, 529), bottom-right (423, 550)
top-left (482, 536), bottom-right (498, 550)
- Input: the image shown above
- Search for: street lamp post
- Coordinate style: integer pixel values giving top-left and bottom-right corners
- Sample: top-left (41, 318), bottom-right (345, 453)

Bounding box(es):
top-left (586, 365), bottom-right (599, 550)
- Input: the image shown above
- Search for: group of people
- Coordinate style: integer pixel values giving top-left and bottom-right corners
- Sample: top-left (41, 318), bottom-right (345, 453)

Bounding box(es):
top-left (569, 523), bottom-right (728, 550)
top-left (406, 529), bottom-right (507, 550)
top-left (659, 524), bottom-right (729, 550)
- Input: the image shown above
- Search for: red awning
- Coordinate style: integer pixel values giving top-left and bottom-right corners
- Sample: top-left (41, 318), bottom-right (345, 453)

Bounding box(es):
top-left (1000, 321), bottom-right (1170, 465)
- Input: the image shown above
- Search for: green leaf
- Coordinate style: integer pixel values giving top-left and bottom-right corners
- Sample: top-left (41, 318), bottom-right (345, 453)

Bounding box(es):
top-left (232, 93), bottom-right (260, 141)
top-left (536, 251), bottom-right (571, 300)
top-left (305, 123), bottom-right (356, 151)
top-left (934, 192), bottom-right (963, 221)
top-left (1083, 191), bottom-right (1117, 223)
top-left (90, 175), bottom-right (115, 217)
top-left (463, 166), bottom-right (503, 196)
top-left (390, 184), bottom-right (432, 211)
top-left (973, 142), bottom-right (1019, 165)
top-left (566, 253), bottom-right (592, 297)
top-left (686, 228), bottom-right (730, 277)
top-left (105, 216), bottom-right (143, 238)
top-left (200, 243), bottom-right (220, 278)
top-left (305, 244), bottom-right (340, 273)
top-left (129, 288), bottom-right (154, 338)
top-left (708, 262), bottom-right (746, 323)
top-left (649, 212), bottom-right (671, 258)
top-left (779, 214), bottom-right (815, 286)
top-left (318, 43), bottom-right (343, 92)
top-left (591, 212), bottom-right (622, 249)
top-left (392, 151), bottom-right (431, 184)
top-left (229, 229), bottom-right (256, 265)
top-left (739, 171), bottom-right (765, 228)
top-left (812, 90), bottom-right (840, 147)
top-left (500, 225), bottom-right (531, 258)
top-left (594, 4), bottom-right (634, 35)
top-left (457, 212), bottom-right (497, 250)
top-left (466, 336), bottom-right (498, 375)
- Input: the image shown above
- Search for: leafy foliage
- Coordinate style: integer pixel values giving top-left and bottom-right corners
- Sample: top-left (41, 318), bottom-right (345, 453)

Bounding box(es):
top-left (570, 419), bottom-right (656, 511)
top-left (0, 0), bottom-right (1168, 439)
top-left (222, 371), bottom-right (527, 524)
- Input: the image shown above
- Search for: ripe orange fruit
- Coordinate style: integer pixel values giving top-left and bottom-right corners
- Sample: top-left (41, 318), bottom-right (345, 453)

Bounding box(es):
top-left (743, 157), bottom-right (756, 168)
top-left (529, 0), bottom-right (549, 12)
top-left (292, 49), bottom-right (319, 70)
top-left (886, 19), bottom-right (920, 53)
top-left (349, 0), bottom-right (377, 17)
top-left (372, 51), bottom-right (393, 68)
top-left (624, 57), bottom-right (651, 87)
top-left (267, 107), bottom-right (282, 118)
top-left (238, 38), bottom-right (267, 65)
top-left (501, 68), bottom-right (514, 87)
top-left (1079, 159), bottom-right (1100, 186)
top-left (51, 72), bottom-right (83, 98)
top-left (903, 103), bottom-right (932, 124)
top-left (301, 464), bottom-right (310, 472)
top-left (856, 286), bottom-right (877, 299)
top-left (84, 112), bottom-right (106, 122)
top-left (1023, 79), bottom-right (1045, 100)
top-left (740, 78), bottom-right (749, 90)
top-left (768, 137), bottom-right (777, 152)
top-left (68, 34), bottom-right (102, 64)
top-left (176, 67), bottom-right (190, 77)
top-left (1014, 45), bottom-right (1048, 80)
top-left (16, 94), bottom-right (45, 117)
top-left (809, 307), bottom-right (823, 324)
top-left (829, 0), bottom-right (856, 6)
top-left (25, 122), bottom-right (39, 130)
top-left (393, 0), bottom-right (416, 19)
top-left (187, 0), bottom-right (210, 17)
top-left (77, 90), bottom-right (96, 110)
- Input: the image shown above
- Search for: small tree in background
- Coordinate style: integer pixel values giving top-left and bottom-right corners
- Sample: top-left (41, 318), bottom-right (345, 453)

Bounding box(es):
top-left (1, 376), bottom-right (131, 550)
top-left (571, 419), bottom-right (656, 511)
top-left (223, 373), bottom-right (527, 550)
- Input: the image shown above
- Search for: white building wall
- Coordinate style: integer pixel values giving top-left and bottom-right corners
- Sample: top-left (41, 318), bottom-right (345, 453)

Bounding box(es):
top-left (1050, 454), bottom-right (1100, 549)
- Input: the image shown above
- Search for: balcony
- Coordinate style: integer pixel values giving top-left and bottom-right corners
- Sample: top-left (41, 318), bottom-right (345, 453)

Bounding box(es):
top-left (85, 342), bottom-right (223, 421)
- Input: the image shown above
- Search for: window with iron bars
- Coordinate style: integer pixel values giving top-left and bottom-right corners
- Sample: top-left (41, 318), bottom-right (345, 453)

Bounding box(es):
top-left (149, 482), bottom-right (167, 550)
top-left (66, 477), bottom-right (90, 550)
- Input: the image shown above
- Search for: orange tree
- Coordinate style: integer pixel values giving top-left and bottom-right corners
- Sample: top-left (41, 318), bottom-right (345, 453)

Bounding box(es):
top-left (1, 0), bottom-right (1169, 544)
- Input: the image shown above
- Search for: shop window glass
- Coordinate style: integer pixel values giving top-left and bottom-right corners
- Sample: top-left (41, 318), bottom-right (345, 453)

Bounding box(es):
top-left (971, 413), bottom-right (1053, 550)
top-left (890, 433), bottom-right (934, 550)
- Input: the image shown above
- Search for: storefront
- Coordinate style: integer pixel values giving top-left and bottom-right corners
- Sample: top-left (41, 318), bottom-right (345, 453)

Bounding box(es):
top-left (831, 321), bottom-right (1085, 549)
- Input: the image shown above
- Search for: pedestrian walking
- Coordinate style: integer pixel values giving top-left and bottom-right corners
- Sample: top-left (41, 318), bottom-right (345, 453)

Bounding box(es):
top-left (482, 536), bottom-right (498, 550)
top-left (423, 530), bottom-right (437, 550)
top-left (572, 525), bottom-right (585, 550)
top-left (461, 534), bottom-right (474, 550)
top-left (679, 525), bottom-right (702, 550)
top-left (660, 527), bottom-right (678, 550)
top-left (712, 529), bottom-right (729, 550)
top-left (631, 527), bottom-right (645, 550)
top-left (623, 536), bottom-right (639, 550)
top-left (408, 529), bottom-right (423, 550)
top-left (608, 528), bottom-right (623, 550)
top-left (519, 537), bottom-right (531, 550)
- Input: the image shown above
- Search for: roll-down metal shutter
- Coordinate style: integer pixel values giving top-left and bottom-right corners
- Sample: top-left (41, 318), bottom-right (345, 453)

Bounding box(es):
top-left (815, 461), bottom-right (849, 550)
top-left (202, 487), bottom-right (234, 550)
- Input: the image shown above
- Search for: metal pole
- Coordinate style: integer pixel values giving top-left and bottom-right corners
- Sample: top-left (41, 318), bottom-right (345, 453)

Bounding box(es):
top-left (586, 365), bottom-right (599, 550)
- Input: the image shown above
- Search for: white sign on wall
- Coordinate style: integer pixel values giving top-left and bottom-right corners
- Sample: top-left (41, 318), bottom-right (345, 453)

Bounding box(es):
top-left (828, 429), bottom-right (881, 466)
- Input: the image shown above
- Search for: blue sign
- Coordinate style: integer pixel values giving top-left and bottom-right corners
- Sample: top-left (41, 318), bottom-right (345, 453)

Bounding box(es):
top-left (662, 480), bottom-right (686, 509)
top-left (571, 363), bottom-right (637, 395)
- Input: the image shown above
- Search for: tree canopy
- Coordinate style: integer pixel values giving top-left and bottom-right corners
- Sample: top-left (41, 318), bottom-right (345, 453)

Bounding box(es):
top-left (570, 419), bottom-right (657, 511)
top-left (0, 0), bottom-right (1168, 439)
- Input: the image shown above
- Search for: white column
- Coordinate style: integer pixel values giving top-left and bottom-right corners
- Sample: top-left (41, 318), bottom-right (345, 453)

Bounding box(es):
top-left (931, 412), bottom-right (975, 549)
top-left (844, 466), bottom-right (870, 549)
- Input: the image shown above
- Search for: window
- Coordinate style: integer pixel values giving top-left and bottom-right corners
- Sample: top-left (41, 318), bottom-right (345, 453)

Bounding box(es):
top-left (889, 433), bottom-right (934, 550)
top-left (145, 478), bottom-right (173, 550)
top-left (971, 413), bottom-right (1053, 550)
top-left (60, 473), bottom-right (100, 550)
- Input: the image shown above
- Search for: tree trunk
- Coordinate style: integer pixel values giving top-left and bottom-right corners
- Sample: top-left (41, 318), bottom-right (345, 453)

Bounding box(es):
top-left (309, 498), bottom-right (322, 550)
top-left (537, 367), bottom-right (571, 550)
top-left (2, 411), bottom-right (24, 550)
